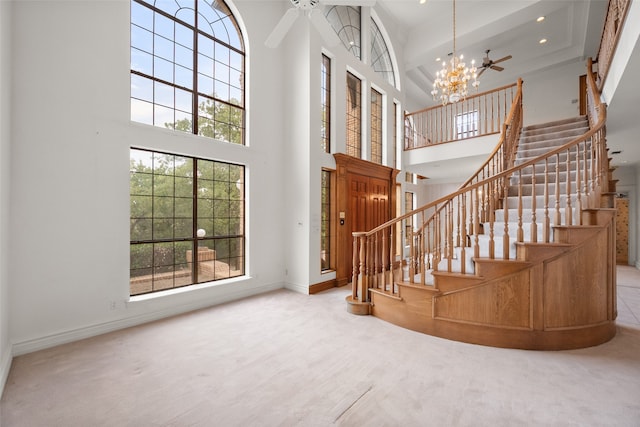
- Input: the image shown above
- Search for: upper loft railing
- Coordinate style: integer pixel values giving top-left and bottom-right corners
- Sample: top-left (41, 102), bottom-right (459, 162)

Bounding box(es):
top-left (596, 0), bottom-right (631, 90)
top-left (459, 78), bottom-right (523, 189)
top-left (350, 60), bottom-right (607, 302)
top-left (404, 82), bottom-right (519, 149)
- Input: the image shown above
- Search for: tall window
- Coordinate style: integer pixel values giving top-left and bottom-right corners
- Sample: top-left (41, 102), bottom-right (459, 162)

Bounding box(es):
top-left (325, 6), bottom-right (361, 59)
top-left (370, 88), bottom-right (383, 164)
top-left (393, 101), bottom-right (399, 169)
top-left (321, 54), bottom-right (331, 153)
top-left (130, 149), bottom-right (245, 296)
top-left (346, 72), bottom-right (362, 158)
top-left (404, 191), bottom-right (415, 246)
top-left (370, 18), bottom-right (395, 87)
top-left (130, 0), bottom-right (245, 144)
top-left (405, 172), bottom-right (415, 183)
top-left (321, 170), bottom-right (332, 271)
top-left (456, 110), bottom-right (479, 139)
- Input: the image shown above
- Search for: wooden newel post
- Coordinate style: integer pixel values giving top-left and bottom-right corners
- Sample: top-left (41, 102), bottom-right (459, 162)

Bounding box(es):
top-left (352, 232), bottom-right (367, 303)
top-left (347, 231), bottom-right (372, 315)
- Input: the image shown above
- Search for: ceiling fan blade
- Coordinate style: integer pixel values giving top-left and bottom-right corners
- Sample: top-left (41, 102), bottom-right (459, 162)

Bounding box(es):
top-left (323, 0), bottom-right (376, 5)
top-left (490, 65), bottom-right (504, 72)
top-left (265, 8), bottom-right (300, 48)
top-left (492, 55), bottom-right (512, 65)
top-left (309, 9), bottom-right (341, 46)
top-left (476, 67), bottom-right (487, 78)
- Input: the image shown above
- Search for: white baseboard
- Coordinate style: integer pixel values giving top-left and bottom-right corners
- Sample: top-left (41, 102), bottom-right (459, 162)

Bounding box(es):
top-left (284, 281), bottom-right (310, 295)
top-left (12, 282), bottom-right (283, 356)
top-left (0, 345), bottom-right (12, 399)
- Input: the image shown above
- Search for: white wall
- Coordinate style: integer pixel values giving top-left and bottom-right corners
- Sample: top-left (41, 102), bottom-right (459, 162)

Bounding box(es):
top-left (521, 59), bottom-right (586, 126)
top-left (277, 5), bottom-right (406, 289)
top-left (0, 0), bottom-right (13, 394)
top-left (601, 0), bottom-right (640, 105)
top-left (282, 15), bottom-right (313, 293)
top-left (9, 0), bottom-right (287, 355)
top-left (613, 166), bottom-right (640, 265)
top-left (636, 165), bottom-right (640, 269)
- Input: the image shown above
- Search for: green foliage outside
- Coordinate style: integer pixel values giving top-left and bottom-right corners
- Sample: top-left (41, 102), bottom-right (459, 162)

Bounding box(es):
top-left (171, 97), bottom-right (244, 145)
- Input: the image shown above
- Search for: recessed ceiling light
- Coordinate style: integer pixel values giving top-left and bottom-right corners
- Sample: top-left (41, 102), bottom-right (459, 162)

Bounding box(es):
top-left (539, 38), bottom-right (547, 44)
top-left (435, 57), bottom-right (441, 62)
top-left (536, 16), bottom-right (545, 22)
top-left (420, 0), bottom-right (427, 4)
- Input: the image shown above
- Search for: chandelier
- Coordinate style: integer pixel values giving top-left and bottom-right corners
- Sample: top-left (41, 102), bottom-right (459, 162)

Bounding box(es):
top-left (431, 0), bottom-right (479, 105)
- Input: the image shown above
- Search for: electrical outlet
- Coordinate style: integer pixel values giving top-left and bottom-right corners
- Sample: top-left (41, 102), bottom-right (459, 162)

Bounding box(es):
top-left (109, 301), bottom-right (117, 310)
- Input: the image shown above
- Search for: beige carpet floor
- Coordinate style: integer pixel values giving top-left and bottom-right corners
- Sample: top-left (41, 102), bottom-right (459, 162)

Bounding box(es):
top-left (1, 266), bottom-right (640, 426)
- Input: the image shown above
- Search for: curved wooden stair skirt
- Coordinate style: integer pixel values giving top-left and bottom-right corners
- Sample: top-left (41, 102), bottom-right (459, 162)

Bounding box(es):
top-left (346, 207), bottom-right (617, 350)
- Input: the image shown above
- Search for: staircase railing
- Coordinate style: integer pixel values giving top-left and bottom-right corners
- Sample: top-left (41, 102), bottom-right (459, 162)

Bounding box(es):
top-left (351, 59), bottom-right (607, 304)
top-left (405, 82), bottom-right (519, 148)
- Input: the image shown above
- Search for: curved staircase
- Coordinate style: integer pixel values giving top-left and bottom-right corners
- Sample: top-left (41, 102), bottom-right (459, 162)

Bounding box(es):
top-left (347, 62), bottom-right (617, 350)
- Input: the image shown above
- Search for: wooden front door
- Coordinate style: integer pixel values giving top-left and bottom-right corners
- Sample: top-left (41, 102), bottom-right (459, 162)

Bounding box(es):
top-left (346, 174), bottom-right (390, 277)
top-left (334, 154), bottom-right (398, 286)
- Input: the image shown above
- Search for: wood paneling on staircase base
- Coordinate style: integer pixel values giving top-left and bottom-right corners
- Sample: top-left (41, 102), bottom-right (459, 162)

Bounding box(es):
top-left (368, 209), bottom-right (617, 350)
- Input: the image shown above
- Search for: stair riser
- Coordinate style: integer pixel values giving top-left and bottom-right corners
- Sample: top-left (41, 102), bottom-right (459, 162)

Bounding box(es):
top-left (516, 152), bottom-right (592, 164)
top-left (481, 222), bottom-right (552, 241)
top-left (494, 208), bottom-right (575, 225)
top-left (517, 146), bottom-right (591, 159)
top-left (522, 116), bottom-right (588, 133)
top-left (511, 171), bottom-right (578, 184)
top-left (514, 160), bottom-right (592, 173)
top-left (506, 195), bottom-right (579, 209)
top-left (519, 128), bottom-right (589, 145)
top-left (507, 183), bottom-right (576, 196)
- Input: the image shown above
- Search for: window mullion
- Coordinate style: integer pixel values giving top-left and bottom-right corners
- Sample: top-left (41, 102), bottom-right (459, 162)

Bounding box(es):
top-left (192, 3), bottom-right (199, 135)
top-left (192, 159), bottom-right (199, 283)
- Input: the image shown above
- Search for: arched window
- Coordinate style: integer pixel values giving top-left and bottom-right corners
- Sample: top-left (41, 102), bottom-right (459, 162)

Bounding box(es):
top-left (370, 17), bottom-right (395, 87)
top-left (130, 0), bottom-right (245, 144)
top-left (325, 6), bottom-right (361, 60)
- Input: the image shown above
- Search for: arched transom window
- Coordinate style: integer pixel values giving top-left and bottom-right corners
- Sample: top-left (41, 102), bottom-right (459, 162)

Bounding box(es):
top-left (325, 5), bottom-right (361, 59)
top-left (370, 17), bottom-right (395, 87)
top-left (130, 0), bottom-right (246, 144)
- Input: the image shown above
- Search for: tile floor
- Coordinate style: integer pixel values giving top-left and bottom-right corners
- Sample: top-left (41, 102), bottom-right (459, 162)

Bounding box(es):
top-left (616, 264), bottom-right (640, 327)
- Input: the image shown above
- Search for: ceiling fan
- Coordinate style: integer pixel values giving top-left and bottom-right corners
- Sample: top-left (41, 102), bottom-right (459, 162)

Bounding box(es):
top-left (265, 0), bottom-right (376, 49)
top-left (477, 50), bottom-right (512, 77)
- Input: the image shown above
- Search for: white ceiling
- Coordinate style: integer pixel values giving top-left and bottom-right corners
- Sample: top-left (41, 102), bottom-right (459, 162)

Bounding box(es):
top-left (376, 0), bottom-right (609, 107)
top-left (258, 0), bottom-right (638, 172)
top-left (376, 0), bottom-right (639, 174)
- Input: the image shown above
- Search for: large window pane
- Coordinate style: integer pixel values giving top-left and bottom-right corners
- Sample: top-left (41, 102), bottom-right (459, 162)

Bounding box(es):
top-left (370, 88), bottom-right (383, 164)
top-left (346, 72), bottom-right (362, 158)
top-left (130, 148), bottom-right (245, 296)
top-left (131, 0), bottom-right (244, 143)
top-left (321, 54), bottom-right (331, 153)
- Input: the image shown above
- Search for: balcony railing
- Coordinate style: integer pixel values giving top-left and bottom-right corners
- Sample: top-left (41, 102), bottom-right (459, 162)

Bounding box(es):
top-left (596, 0), bottom-right (631, 90)
top-left (404, 82), bottom-right (519, 149)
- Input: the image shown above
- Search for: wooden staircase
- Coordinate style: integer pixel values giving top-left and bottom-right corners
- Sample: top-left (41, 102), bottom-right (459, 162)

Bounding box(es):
top-left (439, 115), bottom-right (592, 275)
top-left (346, 61), bottom-right (617, 350)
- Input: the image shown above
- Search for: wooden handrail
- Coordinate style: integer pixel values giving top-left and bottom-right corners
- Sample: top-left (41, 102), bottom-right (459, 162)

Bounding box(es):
top-left (392, 78), bottom-right (523, 240)
top-left (405, 82), bottom-right (519, 148)
top-left (352, 59), bottom-right (607, 303)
